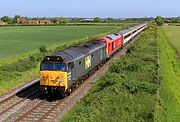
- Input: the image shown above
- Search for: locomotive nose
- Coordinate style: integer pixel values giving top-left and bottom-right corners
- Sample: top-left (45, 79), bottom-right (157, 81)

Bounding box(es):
top-left (40, 71), bottom-right (68, 90)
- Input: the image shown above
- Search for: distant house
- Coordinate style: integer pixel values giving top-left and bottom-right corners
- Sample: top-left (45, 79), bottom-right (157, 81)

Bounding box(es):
top-left (39, 20), bottom-right (53, 25)
top-left (0, 21), bottom-right (6, 25)
top-left (17, 19), bottom-right (53, 25)
top-left (26, 20), bottom-right (39, 25)
top-left (17, 19), bottom-right (39, 25)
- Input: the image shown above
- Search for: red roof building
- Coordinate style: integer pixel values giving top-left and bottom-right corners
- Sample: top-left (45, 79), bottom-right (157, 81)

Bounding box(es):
top-left (17, 19), bottom-right (53, 25)
top-left (39, 20), bottom-right (53, 25)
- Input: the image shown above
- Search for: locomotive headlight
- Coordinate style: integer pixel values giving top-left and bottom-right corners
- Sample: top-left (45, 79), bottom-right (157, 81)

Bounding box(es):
top-left (57, 75), bottom-right (64, 82)
top-left (57, 78), bottom-right (64, 82)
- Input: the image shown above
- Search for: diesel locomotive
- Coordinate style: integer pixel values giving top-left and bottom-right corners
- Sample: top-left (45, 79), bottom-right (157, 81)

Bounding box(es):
top-left (40, 23), bottom-right (147, 94)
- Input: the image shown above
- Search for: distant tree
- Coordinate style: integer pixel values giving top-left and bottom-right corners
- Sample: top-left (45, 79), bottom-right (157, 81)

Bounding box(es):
top-left (13, 15), bottom-right (21, 24)
top-left (107, 17), bottom-right (114, 23)
top-left (8, 19), bottom-right (13, 24)
top-left (155, 16), bottom-right (164, 26)
top-left (1, 16), bottom-right (11, 23)
top-left (70, 18), bottom-right (82, 23)
top-left (32, 18), bottom-right (39, 20)
top-left (51, 18), bottom-right (59, 23)
top-left (58, 17), bottom-right (70, 23)
top-left (39, 17), bottom-right (48, 20)
top-left (94, 17), bottom-right (101, 23)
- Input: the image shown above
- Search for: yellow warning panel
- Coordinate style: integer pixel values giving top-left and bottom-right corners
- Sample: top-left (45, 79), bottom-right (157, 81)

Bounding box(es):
top-left (40, 71), bottom-right (68, 90)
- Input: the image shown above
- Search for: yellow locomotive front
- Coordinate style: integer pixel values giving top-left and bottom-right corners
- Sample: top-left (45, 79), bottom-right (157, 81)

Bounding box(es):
top-left (40, 61), bottom-right (68, 94)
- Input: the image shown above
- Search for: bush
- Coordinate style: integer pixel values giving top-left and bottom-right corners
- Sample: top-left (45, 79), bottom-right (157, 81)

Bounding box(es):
top-left (39, 45), bottom-right (48, 53)
top-left (125, 63), bottom-right (140, 72)
top-left (121, 81), bottom-right (158, 95)
top-left (127, 46), bottom-right (135, 53)
top-left (155, 16), bottom-right (164, 26)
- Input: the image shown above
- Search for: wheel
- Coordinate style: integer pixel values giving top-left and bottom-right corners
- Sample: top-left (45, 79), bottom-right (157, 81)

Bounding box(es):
top-left (67, 88), bottom-right (72, 96)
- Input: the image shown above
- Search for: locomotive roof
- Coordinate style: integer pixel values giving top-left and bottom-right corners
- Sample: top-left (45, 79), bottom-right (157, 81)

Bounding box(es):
top-left (44, 40), bottom-right (105, 63)
top-left (106, 33), bottom-right (121, 40)
top-left (119, 23), bottom-right (147, 36)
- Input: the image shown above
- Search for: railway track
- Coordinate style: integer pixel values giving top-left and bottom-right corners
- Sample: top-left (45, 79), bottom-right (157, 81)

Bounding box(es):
top-left (0, 33), bottom-right (142, 122)
top-left (13, 99), bottom-right (62, 122)
top-left (0, 82), bottom-right (41, 121)
top-left (0, 90), bottom-right (39, 115)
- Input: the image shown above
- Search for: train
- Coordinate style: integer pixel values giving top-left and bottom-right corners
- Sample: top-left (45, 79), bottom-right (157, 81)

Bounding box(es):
top-left (40, 23), bottom-right (147, 95)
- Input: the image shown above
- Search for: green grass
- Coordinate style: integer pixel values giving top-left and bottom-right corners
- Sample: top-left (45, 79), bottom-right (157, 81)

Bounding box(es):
top-left (158, 26), bottom-right (180, 121)
top-left (61, 24), bottom-right (159, 122)
top-left (163, 26), bottom-right (180, 58)
top-left (0, 26), bottom-right (121, 66)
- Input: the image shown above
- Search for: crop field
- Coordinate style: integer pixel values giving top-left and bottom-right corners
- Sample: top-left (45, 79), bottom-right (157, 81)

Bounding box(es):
top-left (163, 26), bottom-right (180, 57)
top-left (0, 26), bottom-right (121, 65)
top-left (158, 26), bottom-right (180, 121)
top-left (62, 24), bottom-right (160, 121)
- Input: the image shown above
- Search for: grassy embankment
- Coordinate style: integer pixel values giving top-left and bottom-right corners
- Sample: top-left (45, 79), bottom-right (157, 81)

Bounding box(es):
top-left (0, 25), bottom-right (131, 95)
top-left (157, 26), bottom-right (180, 121)
top-left (62, 24), bottom-right (160, 121)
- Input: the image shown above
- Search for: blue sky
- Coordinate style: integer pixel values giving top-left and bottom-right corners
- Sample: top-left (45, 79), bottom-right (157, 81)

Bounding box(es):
top-left (0, 0), bottom-right (179, 18)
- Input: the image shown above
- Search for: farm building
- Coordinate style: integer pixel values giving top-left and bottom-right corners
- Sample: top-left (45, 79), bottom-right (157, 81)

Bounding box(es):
top-left (0, 21), bottom-right (7, 25)
top-left (39, 20), bottom-right (53, 25)
top-left (17, 19), bottom-right (39, 25)
top-left (17, 18), bottom-right (53, 25)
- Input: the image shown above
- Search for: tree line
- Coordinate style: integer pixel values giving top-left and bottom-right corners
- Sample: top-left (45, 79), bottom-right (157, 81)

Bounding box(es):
top-left (1, 15), bottom-right (180, 25)
top-left (0, 15), bottom-right (153, 24)
top-left (155, 16), bottom-right (180, 26)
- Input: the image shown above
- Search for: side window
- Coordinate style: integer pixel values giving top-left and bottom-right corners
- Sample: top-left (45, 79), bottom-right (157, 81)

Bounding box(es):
top-left (68, 62), bottom-right (74, 69)
top-left (112, 42), bottom-right (114, 50)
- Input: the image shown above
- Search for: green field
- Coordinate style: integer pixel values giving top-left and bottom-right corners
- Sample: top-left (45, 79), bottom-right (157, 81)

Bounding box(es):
top-left (163, 26), bottom-right (180, 58)
top-left (158, 26), bottom-right (180, 121)
top-left (0, 26), bottom-right (121, 65)
top-left (62, 24), bottom-right (160, 122)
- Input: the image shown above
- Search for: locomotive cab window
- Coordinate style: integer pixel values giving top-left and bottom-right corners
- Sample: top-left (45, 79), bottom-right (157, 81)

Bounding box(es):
top-left (40, 62), bottom-right (66, 71)
top-left (54, 63), bottom-right (66, 71)
top-left (41, 62), bottom-right (53, 70)
top-left (68, 62), bottom-right (74, 69)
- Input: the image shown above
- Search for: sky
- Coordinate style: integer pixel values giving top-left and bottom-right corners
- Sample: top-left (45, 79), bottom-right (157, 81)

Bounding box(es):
top-left (0, 0), bottom-right (179, 18)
